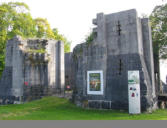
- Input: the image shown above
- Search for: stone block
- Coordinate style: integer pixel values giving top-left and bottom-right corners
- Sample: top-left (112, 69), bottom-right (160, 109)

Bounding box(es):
top-left (72, 9), bottom-right (157, 112)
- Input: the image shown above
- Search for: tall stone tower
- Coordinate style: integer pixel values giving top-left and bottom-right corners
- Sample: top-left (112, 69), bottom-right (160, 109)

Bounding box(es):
top-left (72, 9), bottom-right (157, 111)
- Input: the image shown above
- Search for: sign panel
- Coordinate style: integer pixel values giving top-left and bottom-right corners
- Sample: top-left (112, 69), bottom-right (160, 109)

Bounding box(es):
top-left (87, 70), bottom-right (103, 95)
top-left (128, 70), bottom-right (141, 114)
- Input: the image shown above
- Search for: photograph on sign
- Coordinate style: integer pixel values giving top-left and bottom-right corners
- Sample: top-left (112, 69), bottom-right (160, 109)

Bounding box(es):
top-left (128, 71), bottom-right (140, 84)
top-left (87, 71), bottom-right (103, 95)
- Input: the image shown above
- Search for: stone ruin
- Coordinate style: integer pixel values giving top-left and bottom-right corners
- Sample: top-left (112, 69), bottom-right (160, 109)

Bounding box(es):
top-left (70, 9), bottom-right (158, 111)
top-left (0, 9), bottom-right (160, 112)
top-left (0, 36), bottom-right (64, 104)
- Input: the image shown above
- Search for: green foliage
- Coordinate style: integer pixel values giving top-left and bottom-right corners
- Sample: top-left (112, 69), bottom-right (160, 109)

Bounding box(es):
top-left (52, 28), bottom-right (71, 53)
top-left (149, 4), bottom-right (167, 59)
top-left (0, 2), bottom-right (36, 77)
top-left (85, 32), bottom-right (95, 46)
top-left (34, 18), bottom-right (55, 38)
top-left (0, 2), bottom-right (71, 77)
top-left (0, 96), bottom-right (167, 120)
top-left (72, 32), bottom-right (96, 62)
top-left (26, 48), bottom-right (46, 54)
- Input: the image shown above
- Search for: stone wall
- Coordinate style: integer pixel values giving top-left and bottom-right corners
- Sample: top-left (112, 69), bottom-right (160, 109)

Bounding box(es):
top-left (0, 36), bottom-right (65, 104)
top-left (72, 9), bottom-right (157, 112)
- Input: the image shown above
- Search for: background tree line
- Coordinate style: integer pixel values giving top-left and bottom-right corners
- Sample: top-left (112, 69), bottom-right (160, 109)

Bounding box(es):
top-left (0, 2), bottom-right (70, 76)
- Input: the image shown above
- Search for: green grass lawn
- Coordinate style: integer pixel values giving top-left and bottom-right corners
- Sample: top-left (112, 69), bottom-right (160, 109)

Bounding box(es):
top-left (0, 96), bottom-right (166, 120)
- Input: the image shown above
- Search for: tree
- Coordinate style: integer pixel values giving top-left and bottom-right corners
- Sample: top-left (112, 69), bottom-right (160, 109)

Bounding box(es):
top-left (149, 4), bottom-right (167, 90)
top-left (150, 4), bottom-right (167, 59)
top-left (0, 2), bottom-right (71, 77)
top-left (52, 28), bottom-right (71, 53)
top-left (34, 18), bottom-right (55, 38)
top-left (0, 2), bottom-right (37, 76)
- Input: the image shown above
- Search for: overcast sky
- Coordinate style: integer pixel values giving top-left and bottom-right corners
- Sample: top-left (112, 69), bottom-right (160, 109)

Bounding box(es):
top-left (0, 0), bottom-right (167, 82)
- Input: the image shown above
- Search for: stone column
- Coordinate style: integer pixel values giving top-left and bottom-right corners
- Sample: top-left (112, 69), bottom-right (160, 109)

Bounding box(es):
top-left (56, 41), bottom-right (65, 92)
top-left (141, 18), bottom-right (156, 98)
top-left (12, 36), bottom-right (24, 101)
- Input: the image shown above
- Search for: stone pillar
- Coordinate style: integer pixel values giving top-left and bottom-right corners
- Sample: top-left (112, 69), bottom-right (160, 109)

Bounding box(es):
top-left (56, 41), bottom-right (65, 92)
top-left (95, 13), bottom-right (107, 46)
top-left (141, 18), bottom-right (156, 98)
top-left (12, 36), bottom-right (24, 101)
top-left (47, 40), bottom-right (56, 87)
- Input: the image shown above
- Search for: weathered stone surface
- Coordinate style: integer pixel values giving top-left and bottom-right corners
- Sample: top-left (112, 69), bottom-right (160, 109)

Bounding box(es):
top-left (0, 36), bottom-right (65, 104)
top-left (65, 53), bottom-right (73, 89)
top-left (72, 9), bottom-right (157, 112)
